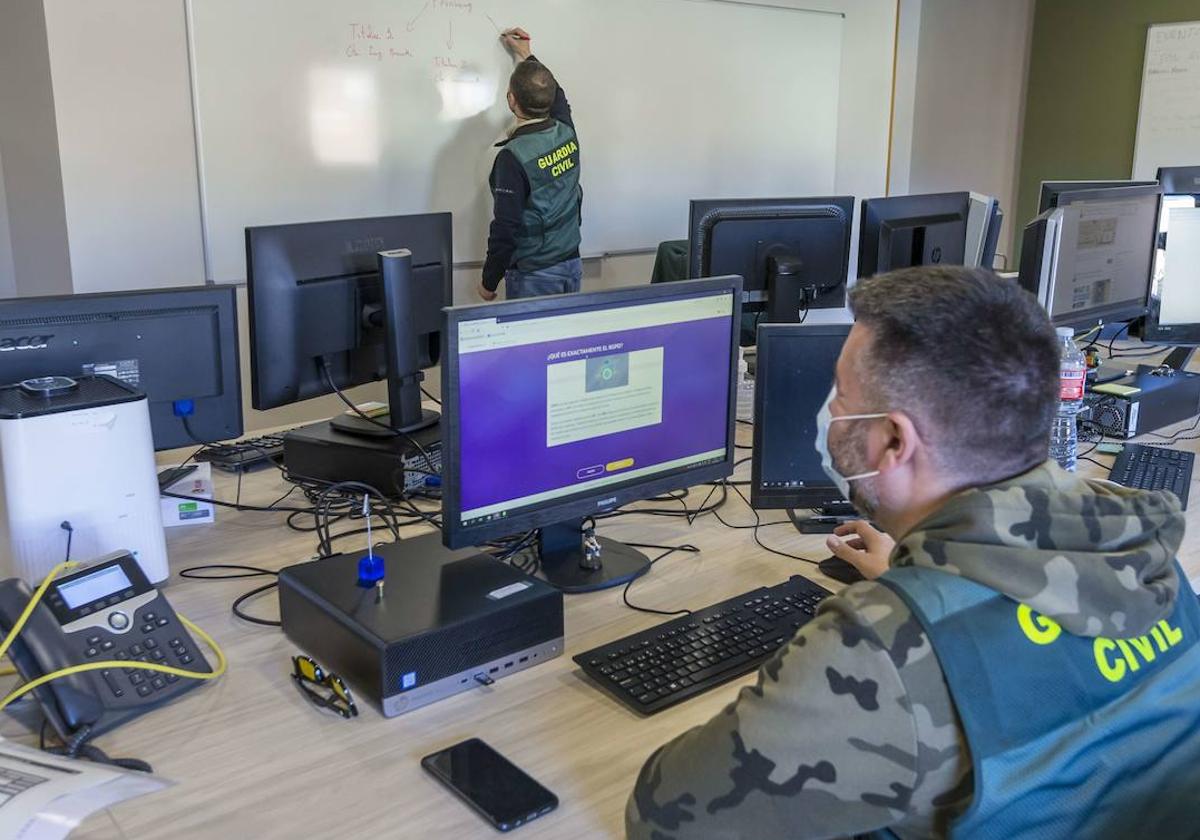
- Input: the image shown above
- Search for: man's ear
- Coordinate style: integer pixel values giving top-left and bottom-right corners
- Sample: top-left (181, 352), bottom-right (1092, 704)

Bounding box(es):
top-left (877, 412), bottom-right (922, 472)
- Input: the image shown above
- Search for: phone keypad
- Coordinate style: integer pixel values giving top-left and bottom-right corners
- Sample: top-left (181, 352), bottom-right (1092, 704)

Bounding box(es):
top-left (76, 603), bottom-right (209, 702)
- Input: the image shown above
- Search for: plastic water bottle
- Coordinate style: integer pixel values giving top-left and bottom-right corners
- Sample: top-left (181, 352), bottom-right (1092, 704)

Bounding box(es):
top-left (737, 348), bottom-right (754, 422)
top-left (1050, 327), bottom-right (1086, 471)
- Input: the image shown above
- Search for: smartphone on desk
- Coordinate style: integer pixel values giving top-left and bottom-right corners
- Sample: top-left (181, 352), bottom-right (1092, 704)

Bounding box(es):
top-left (422, 738), bottom-right (558, 832)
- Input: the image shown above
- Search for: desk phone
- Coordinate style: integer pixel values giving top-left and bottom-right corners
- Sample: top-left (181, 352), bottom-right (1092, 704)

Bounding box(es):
top-left (0, 551), bottom-right (211, 740)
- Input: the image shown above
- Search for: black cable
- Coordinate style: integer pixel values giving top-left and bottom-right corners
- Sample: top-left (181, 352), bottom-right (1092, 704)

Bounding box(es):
top-left (727, 482), bottom-right (820, 565)
top-left (181, 415), bottom-right (205, 446)
top-left (40, 721), bottom-right (152, 773)
top-left (319, 359), bottom-right (439, 477)
top-left (232, 582), bottom-right (282, 627)
top-left (160, 490), bottom-right (316, 514)
top-left (1079, 456), bottom-right (1110, 468)
top-left (421, 385), bottom-right (441, 405)
top-left (60, 521), bottom-right (73, 563)
top-left (180, 564), bottom-right (283, 627)
top-left (1111, 346), bottom-right (1170, 358)
top-left (1146, 413), bottom-right (1200, 443)
top-left (621, 544), bottom-right (701, 617)
top-left (1105, 321), bottom-right (1133, 358)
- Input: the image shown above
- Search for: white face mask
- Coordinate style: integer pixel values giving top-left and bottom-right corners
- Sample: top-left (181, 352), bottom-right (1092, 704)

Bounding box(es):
top-left (814, 385), bottom-right (887, 501)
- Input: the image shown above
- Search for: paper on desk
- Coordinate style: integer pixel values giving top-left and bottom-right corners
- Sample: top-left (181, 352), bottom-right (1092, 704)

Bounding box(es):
top-left (0, 738), bottom-right (171, 839)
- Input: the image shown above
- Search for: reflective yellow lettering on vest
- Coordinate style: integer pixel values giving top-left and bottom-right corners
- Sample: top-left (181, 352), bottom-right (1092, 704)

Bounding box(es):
top-left (1151, 625), bottom-right (1168, 652)
top-left (1094, 638), bottom-right (1126, 682)
top-left (1128, 636), bottom-right (1157, 663)
top-left (1160, 618), bottom-right (1184, 646)
top-left (1115, 639), bottom-right (1141, 672)
top-left (1017, 603), bottom-right (1062, 645)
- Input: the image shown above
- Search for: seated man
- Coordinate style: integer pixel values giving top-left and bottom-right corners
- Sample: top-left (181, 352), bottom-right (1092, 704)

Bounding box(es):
top-left (626, 265), bottom-right (1200, 838)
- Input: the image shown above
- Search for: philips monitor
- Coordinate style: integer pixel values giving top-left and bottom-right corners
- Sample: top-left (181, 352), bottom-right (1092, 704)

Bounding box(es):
top-left (1018, 184), bottom-right (1162, 330)
top-left (0, 285), bottom-right (242, 450)
top-left (750, 323), bottom-right (851, 512)
top-left (246, 213), bottom-right (451, 434)
top-left (442, 276), bottom-right (741, 592)
top-left (1037, 180), bottom-right (1157, 213)
top-left (857, 192), bottom-right (973, 278)
top-left (687, 197), bottom-right (853, 323)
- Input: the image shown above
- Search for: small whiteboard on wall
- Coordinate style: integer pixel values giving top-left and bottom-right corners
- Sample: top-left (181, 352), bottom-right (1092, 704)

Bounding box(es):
top-left (1132, 20), bottom-right (1200, 180)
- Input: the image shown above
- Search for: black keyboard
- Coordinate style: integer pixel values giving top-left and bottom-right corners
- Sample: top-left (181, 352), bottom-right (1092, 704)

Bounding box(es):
top-left (574, 575), bottom-right (831, 715)
top-left (1108, 443), bottom-right (1193, 508)
top-left (195, 432), bottom-right (288, 472)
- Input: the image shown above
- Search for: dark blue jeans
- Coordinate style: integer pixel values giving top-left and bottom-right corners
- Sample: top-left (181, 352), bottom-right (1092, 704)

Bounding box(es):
top-left (504, 257), bottom-right (583, 299)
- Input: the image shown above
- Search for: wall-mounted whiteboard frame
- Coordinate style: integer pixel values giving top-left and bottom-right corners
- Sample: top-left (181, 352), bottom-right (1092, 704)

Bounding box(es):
top-left (1132, 19), bottom-right (1200, 180)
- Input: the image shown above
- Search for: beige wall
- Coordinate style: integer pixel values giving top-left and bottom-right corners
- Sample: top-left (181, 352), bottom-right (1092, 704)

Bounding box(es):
top-left (903, 0), bottom-right (1035, 267)
top-left (0, 148), bottom-right (15, 298)
top-left (42, 0), bottom-right (207, 294)
top-left (0, 0), bottom-right (72, 297)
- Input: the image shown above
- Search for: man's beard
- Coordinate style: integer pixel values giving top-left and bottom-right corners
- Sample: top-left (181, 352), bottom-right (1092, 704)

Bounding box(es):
top-left (829, 420), bottom-right (881, 518)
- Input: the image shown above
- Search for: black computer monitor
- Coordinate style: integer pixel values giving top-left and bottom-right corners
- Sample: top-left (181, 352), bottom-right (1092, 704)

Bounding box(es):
top-left (750, 323), bottom-right (850, 512)
top-left (0, 285), bottom-right (242, 450)
top-left (857, 192), bottom-right (973, 278)
top-left (687, 197), bottom-right (853, 322)
top-left (1018, 184), bottom-right (1162, 330)
top-left (246, 213), bottom-right (451, 434)
top-left (1037, 180), bottom-right (1158, 214)
top-left (441, 276), bottom-right (741, 592)
top-left (1157, 166), bottom-right (1200, 202)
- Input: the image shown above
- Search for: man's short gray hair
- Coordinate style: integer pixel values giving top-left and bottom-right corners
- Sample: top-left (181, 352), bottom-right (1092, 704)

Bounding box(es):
top-left (848, 266), bottom-right (1060, 484)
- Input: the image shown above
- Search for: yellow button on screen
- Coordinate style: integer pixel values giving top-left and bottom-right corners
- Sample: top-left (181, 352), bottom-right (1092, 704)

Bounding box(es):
top-left (606, 458), bottom-right (635, 472)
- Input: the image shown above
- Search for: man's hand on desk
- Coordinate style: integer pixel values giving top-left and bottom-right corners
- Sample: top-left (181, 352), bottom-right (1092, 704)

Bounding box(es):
top-left (826, 520), bottom-right (894, 580)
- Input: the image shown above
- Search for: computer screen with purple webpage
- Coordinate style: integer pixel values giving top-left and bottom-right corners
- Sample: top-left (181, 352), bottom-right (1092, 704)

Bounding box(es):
top-left (452, 288), bottom-right (735, 531)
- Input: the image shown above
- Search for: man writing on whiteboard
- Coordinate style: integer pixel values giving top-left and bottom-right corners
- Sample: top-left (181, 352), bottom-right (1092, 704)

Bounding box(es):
top-left (478, 27), bottom-right (583, 301)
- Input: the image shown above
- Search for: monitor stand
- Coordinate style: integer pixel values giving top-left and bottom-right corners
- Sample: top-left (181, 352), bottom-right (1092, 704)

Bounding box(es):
top-left (789, 502), bottom-right (859, 535)
top-left (327, 249), bottom-right (440, 439)
top-left (283, 250), bottom-right (442, 493)
top-left (1162, 346), bottom-right (1197, 372)
top-left (537, 519), bottom-right (650, 594)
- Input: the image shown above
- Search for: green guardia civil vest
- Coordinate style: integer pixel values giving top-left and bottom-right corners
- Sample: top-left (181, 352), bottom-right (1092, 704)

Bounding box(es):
top-left (503, 120), bottom-right (582, 271)
top-left (875, 563), bottom-right (1200, 839)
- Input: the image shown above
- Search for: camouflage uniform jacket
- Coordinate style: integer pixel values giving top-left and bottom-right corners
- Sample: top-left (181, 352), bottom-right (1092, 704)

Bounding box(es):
top-left (625, 461), bottom-right (1186, 839)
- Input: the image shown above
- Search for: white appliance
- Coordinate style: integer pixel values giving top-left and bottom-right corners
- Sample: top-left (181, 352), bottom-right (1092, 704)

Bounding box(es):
top-left (0, 375), bottom-right (169, 584)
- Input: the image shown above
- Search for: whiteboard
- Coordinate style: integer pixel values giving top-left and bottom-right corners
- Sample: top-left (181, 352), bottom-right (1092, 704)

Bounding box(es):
top-left (187, 0), bottom-right (845, 282)
top-left (1132, 20), bottom-right (1200, 180)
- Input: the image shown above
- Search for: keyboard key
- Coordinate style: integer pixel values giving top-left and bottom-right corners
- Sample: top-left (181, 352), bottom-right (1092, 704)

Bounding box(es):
top-left (574, 576), bottom-right (832, 714)
top-left (101, 670), bottom-right (124, 698)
